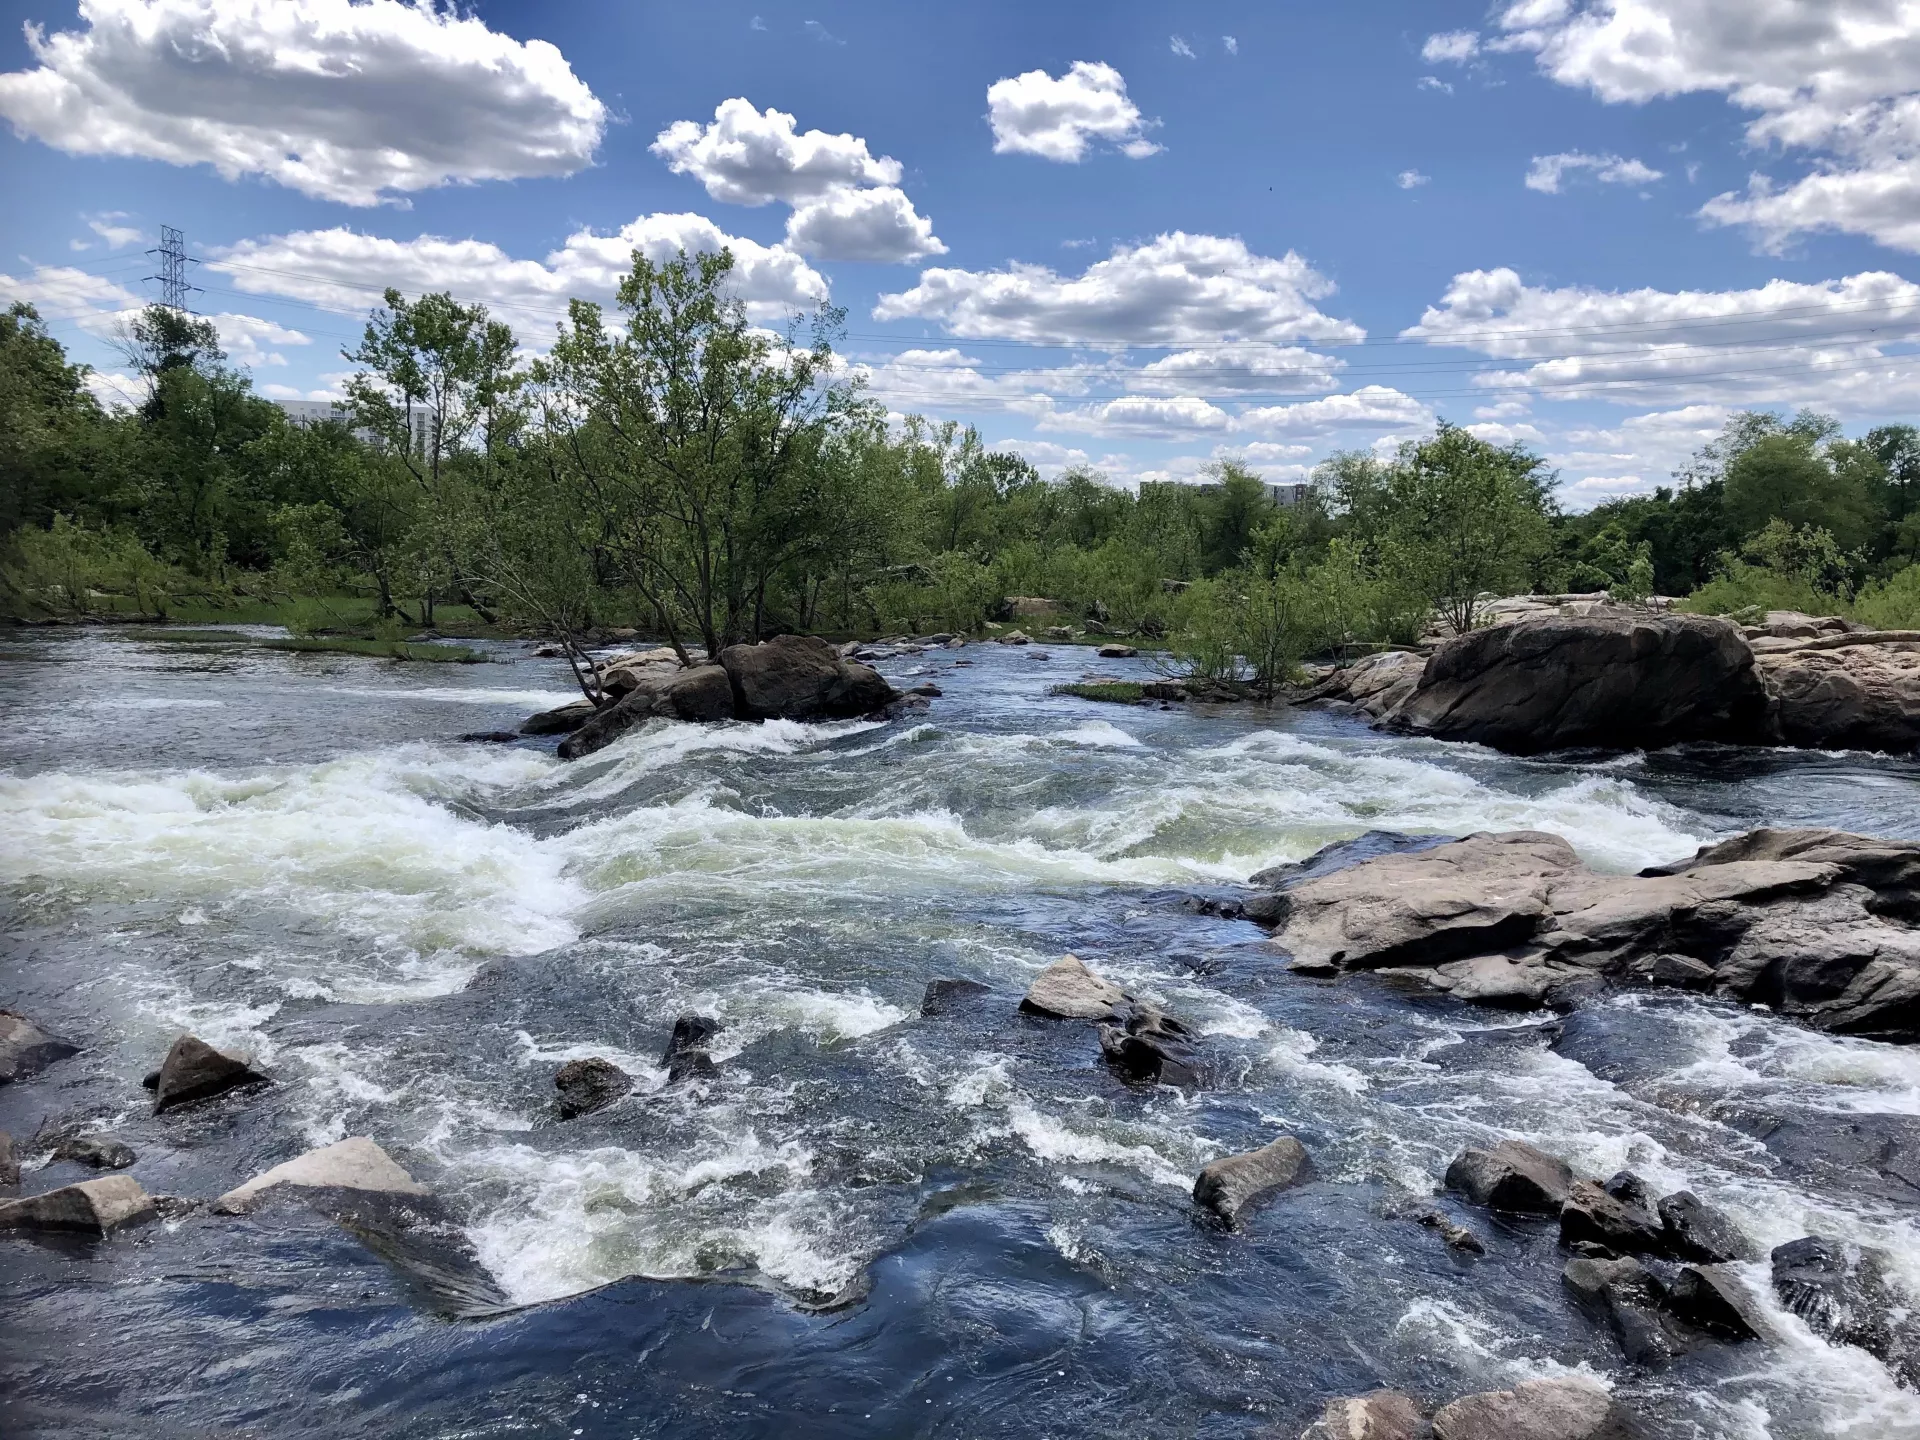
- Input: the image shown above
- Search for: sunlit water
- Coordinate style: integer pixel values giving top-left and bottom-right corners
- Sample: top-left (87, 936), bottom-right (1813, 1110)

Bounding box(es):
top-left (3, 627), bottom-right (1920, 1437)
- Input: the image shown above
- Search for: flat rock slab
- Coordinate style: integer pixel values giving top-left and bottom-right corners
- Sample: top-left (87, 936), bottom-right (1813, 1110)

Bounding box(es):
top-left (212, 1137), bottom-right (428, 1216)
top-left (153, 1034), bottom-right (270, 1112)
top-left (0, 1175), bottom-right (155, 1235)
top-left (1021, 955), bottom-right (1127, 1020)
top-left (1193, 1135), bottom-right (1310, 1224)
top-left (0, 1010), bottom-right (79, 1084)
top-left (1431, 1377), bottom-right (1632, 1440)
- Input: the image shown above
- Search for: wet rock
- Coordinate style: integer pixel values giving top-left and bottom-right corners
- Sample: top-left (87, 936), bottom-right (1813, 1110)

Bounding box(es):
top-left (557, 663), bottom-right (743, 759)
top-left (0, 1009), bottom-right (80, 1084)
top-left (1020, 954), bottom-right (1127, 1020)
top-left (908, 683), bottom-right (942, 698)
top-left (1560, 1176), bottom-right (1664, 1257)
top-left (1664, 1264), bottom-right (1763, 1341)
top-left (1098, 1005), bottom-right (1203, 1088)
top-left (553, 1057), bottom-right (631, 1119)
top-left (1193, 1135), bottom-right (1311, 1224)
top-left (1726, 1109), bottom-right (1920, 1205)
top-left (1097, 644), bottom-right (1138, 659)
top-left (1247, 831), bottom-right (1458, 891)
top-left (1431, 1377), bottom-right (1633, 1440)
top-left (152, 1194), bottom-right (200, 1221)
top-left (457, 730), bottom-right (520, 744)
top-left (718, 634), bottom-right (898, 722)
top-left (1391, 612), bottom-right (1767, 754)
top-left (1756, 639), bottom-right (1920, 753)
top-left (1771, 1234), bottom-right (1920, 1387)
top-left (1295, 649), bottom-right (1428, 723)
top-left (661, 1014), bottom-right (723, 1084)
top-left (518, 699), bottom-right (597, 736)
top-left (1563, 1255), bottom-right (1679, 1364)
top-left (0, 1131), bottom-right (16, 1186)
top-left (49, 1131), bottom-right (136, 1170)
top-left (1444, 1139), bottom-right (1574, 1214)
top-left (0, 1175), bottom-right (155, 1236)
top-left (1413, 1209), bottom-right (1486, 1254)
top-left (920, 978), bottom-right (990, 1017)
top-left (211, 1136), bottom-right (431, 1216)
top-left (1657, 1191), bottom-right (1753, 1263)
top-left (998, 630), bottom-right (1030, 645)
top-left (151, 1034), bottom-right (270, 1112)
top-left (1300, 1389), bottom-right (1427, 1440)
top-left (1647, 827), bottom-right (1920, 920)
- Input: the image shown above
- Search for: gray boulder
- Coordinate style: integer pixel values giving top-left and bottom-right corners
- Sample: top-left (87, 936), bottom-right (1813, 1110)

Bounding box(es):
top-left (1664, 1264), bottom-right (1764, 1341)
top-left (0, 1175), bottom-right (155, 1235)
top-left (1559, 1176), bottom-right (1664, 1257)
top-left (1431, 1377), bottom-right (1634, 1440)
top-left (553, 1057), bottom-right (631, 1119)
top-left (1021, 955), bottom-right (1128, 1020)
top-left (1562, 1255), bottom-right (1680, 1365)
top-left (718, 634), bottom-right (898, 722)
top-left (152, 1034), bottom-right (269, 1112)
top-left (1193, 1135), bottom-right (1311, 1224)
top-left (0, 1009), bottom-right (79, 1084)
top-left (519, 699), bottom-right (597, 736)
top-left (1756, 639), bottom-right (1920, 753)
top-left (1296, 649), bottom-right (1428, 723)
top-left (1392, 613), bottom-right (1766, 754)
top-left (1772, 1234), bottom-right (1920, 1387)
top-left (557, 664), bottom-right (741, 759)
top-left (1657, 1191), bottom-right (1753, 1264)
top-left (211, 1136), bottom-right (430, 1215)
top-left (1444, 1139), bottom-right (1573, 1214)
top-left (1300, 1390), bottom-right (1427, 1440)
top-left (661, 1014), bottom-right (723, 1084)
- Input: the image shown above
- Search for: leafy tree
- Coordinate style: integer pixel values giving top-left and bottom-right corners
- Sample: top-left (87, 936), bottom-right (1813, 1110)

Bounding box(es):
top-left (0, 303), bottom-right (110, 540)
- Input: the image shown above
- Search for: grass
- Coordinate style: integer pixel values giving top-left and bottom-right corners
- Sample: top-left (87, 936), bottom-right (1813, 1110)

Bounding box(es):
top-left (1051, 681), bottom-right (1146, 704)
top-left (263, 637), bottom-right (489, 663)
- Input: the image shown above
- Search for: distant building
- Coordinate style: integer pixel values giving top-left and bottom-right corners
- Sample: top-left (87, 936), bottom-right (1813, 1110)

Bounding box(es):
top-left (1140, 478), bottom-right (1315, 507)
top-left (275, 398), bottom-right (430, 456)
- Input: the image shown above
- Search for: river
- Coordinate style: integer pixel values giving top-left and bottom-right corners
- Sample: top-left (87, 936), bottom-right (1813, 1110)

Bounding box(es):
top-left (3, 626), bottom-right (1919, 1438)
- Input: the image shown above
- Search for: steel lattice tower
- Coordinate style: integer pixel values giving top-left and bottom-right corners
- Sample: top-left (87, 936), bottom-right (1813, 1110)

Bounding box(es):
top-left (145, 225), bottom-right (200, 311)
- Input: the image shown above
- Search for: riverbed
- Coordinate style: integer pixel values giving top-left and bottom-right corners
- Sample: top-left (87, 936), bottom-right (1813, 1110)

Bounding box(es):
top-left (3, 626), bottom-right (1919, 1437)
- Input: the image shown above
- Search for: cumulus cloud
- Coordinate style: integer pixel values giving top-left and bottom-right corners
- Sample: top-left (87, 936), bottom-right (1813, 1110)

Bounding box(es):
top-left (79, 211), bottom-right (142, 249)
top-left (1169, 35), bottom-right (1196, 60)
top-left (1418, 76), bottom-right (1455, 94)
top-left (1398, 169), bottom-right (1431, 189)
top-left (1547, 404), bottom-right (1733, 507)
top-left (874, 232), bottom-right (1364, 348)
top-left (784, 185), bottom-right (946, 263)
top-left (1524, 151), bottom-right (1663, 193)
top-left (651, 98), bottom-right (902, 206)
top-left (0, 262), bottom-right (309, 365)
top-left (986, 61), bottom-right (1160, 162)
top-left (1132, 343), bottom-right (1343, 395)
top-left (1423, 30), bottom-right (1481, 64)
top-left (1491, 0), bottom-right (1920, 253)
top-left (210, 214), bottom-right (831, 332)
top-left (1238, 386), bottom-right (1433, 436)
top-left (0, 0), bottom-right (607, 206)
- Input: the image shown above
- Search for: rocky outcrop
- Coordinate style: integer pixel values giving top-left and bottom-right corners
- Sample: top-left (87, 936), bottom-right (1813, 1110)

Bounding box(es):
top-left (1429, 1377), bottom-right (1633, 1440)
top-left (1772, 1234), bottom-right (1920, 1388)
top-left (1755, 637), bottom-right (1920, 753)
top-left (661, 1015), bottom-right (722, 1084)
top-left (151, 1034), bottom-right (270, 1112)
top-left (1257, 827), bottom-right (1920, 1040)
top-left (1193, 1135), bottom-right (1311, 1224)
top-left (1300, 1390), bottom-right (1426, 1440)
top-left (1444, 1139), bottom-right (1572, 1214)
top-left (211, 1137), bottom-right (430, 1215)
top-left (553, 1057), bottom-right (631, 1119)
top-left (1021, 955), bottom-right (1127, 1020)
top-left (0, 1175), bottom-right (155, 1235)
top-left (0, 1009), bottom-right (79, 1084)
top-left (1296, 650), bottom-right (1427, 722)
top-left (1390, 613), bottom-right (1766, 754)
top-left (719, 634), bottom-right (896, 722)
top-left (557, 664), bottom-right (740, 759)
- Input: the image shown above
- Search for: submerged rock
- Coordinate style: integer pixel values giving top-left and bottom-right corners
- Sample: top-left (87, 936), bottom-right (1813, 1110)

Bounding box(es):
top-left (151, 1034), bottom-right (270, 1112)
top-left (1193, 1135), bottom-right (1311, 1224)
top-left (661, 1015), bottom-right (723, 1084)
top-left (1300, 1390), bottom-right (1427, 1440)
top-left (49, 1130), bottom-right (137, 1170)
top-left (1444, 1139), bottom-right (1573, 1214)
top-left (920, 978), bottom-right (990, 1016)
top-left (1430, 1377), bottom-right (1632, 1440)
top-left (1412, 1209), bottom-right (1486, 1255)
top-left (211, 1136), bottom-right (430, 1216)
top-left (553, 1057), bottom-right (631, 1119)
top-left (1021, 954), bottom-right (1127, 1020)
top-left (1771, 1234), bottom-right (1920, 1387)
top-left (457, 730), bottom-right (520, 744)
top-left (0, 1175), bottom-right (155, 1235)
top-left (1563, 1255), bottom-right (1680, 1365)
top-left (518, 699), bottom-right (597, 736)
top-left (0, 1009), bottom-right (79, 1084)
top-left (1098, 1005), bottom-right (1204, 1088)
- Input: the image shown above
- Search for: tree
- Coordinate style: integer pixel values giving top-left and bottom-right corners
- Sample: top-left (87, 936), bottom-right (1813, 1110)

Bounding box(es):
top-left (1723, 431), bottom-right (1876, 554)
top-left (1197, 462), bottom-right (1276, 574)
top-left (0, 303), bottom-right (109, 540)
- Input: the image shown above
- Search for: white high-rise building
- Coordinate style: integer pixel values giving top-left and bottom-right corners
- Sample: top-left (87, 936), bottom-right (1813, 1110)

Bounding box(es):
top-left (275, 399), bottom-right (431, 456)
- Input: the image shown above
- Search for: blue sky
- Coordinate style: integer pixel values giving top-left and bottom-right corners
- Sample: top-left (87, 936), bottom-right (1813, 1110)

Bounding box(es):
top-left (4, 0), bottom-right (1919, 508)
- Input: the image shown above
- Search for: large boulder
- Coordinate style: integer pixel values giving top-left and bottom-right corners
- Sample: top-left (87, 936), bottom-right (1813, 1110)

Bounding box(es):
top-left (0, 1009), bottom-right (79, 1084)
top-left (1300, 1390), bottom-right (1426, 1440)
top-left (211, 1136), bottom-right (429, 1215)
top-left (1391, 613), bottom-right (1766, 754)
top-left (1771, 1234), bottom-right (1920, 1387)
top-left (718, 634), bottom-right (897, 722)
top-left (1430, 1377), bottom-right (1633, 1440)
top-left (1193, 1135), bottom-right (1311, 1224)
top-left (1098, 1005), bottom-right (1203, 1088)
top-left (1562, 1255), bottom-right (1679, 1365)
top-left (1657, 1191), bottom-right (1754, 1264)
top-left (1021, 954), bottom-right (1127, 1020)
top-left (1559, 1174), bottom-right (1665, 1256)
top-left (1444, 1139), bottom-right (1573, 1214)
top-left (151, 1034), bottom-right (270, 1112)
top-left (1756, 637), bottom-right (1920, 753)
top-left (553, 1057), bottom-right (631, 1119)
top-left (661, 1014), bottom-right (723, 1084)
top-left (519, 699), bottom-right (596, 736)
top-left (0, 1175), bottom-right (155, 1235)
top-left (557, 664), bottom-right (742, 759)
top-left (1665, 1264), bottom-right (1763, 1341)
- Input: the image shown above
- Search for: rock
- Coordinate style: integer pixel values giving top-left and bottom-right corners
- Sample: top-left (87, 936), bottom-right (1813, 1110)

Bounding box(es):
top-left (49, 1131), bottom-right (136, 1170)
top-left (1097, 644), bottom-right (1138, 659)
top-left (0, 1175), bottom-right (155, 1235)
top-left (920, 978), bottom-right (990, 1016)
top-left (1247, 832), bottom-right (1457, 891)
top-left (1771, 1234), bottom-right (1920, 1387)
top-left (458, 730), bottom-right (520, 744)
top-left (0, 1131), bottom-right (16, 1186)
top-left (1027, 650), bottom-right (1051, 661)
top-left (1648, 826), bottom-right (1920, 918)
top-left (1664, 1264), bottom-right (1763, 1341)
top-left (1413, 1209), bottom-right (1486, 1254)
top-left (1045, 626), bottom-right (1074, 640)
top-left (1296, 650), bottom-right (1428, 723)
top-left (1757, 640), bottom-right (1920, 753)
top-left (1392, 613), bottom-right (1766, 754)
top-left (908, 683), bottom-right (942, 698)
top-left (1563, 1255), bottom-right (1680, 1364)
top-left (557, 664), bottom-right (735, 759)
top-left (1560, 1176), bottom-right (1665, 1256)
top-left (1431, 1377), bottom-right (1632, 1440)
top-left (518, 699), bottom-right (597, 736)
top-left (0, 1009), bottom-right (80, 1084)
top-left (211, 1136), bottom-right (430, 1216)
top-left (1193, 1135), bottom-right (1311, 1224)
top-left (999, 630), bottom-right (1031, 645)
top-left (1020, 954), bottom-right (1127, 1020)
top-left (718, 634), bottom-right (898, 722)
top-left (1098, 1005), bottom-right (1203, 1088)
top-left (553, 1057), bottom-right (631, 1119)
top-left (661, 1014), bottom-right (722, 1084)
top-left (151, 1034), bottom-right (270, 1112)
top-left (1300, 1390), bottom-right (1427, 1440)
top-left (1445, 1139), bottom-right (1573, 1214)
top-left (1657, 1191), bottom-right (1753, 1263)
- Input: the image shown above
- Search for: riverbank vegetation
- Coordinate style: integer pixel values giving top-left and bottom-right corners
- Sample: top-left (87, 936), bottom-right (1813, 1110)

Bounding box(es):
top-left (6, 249), bottom-right (1919, 685)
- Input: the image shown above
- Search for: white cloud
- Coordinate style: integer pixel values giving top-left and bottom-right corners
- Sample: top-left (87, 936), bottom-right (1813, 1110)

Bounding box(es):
top-left (207, 312), bottom-right (309, 367)
top-left (211, 214), bottom-right (831, 332)
top-left (1546, 404), bottom-right (1732, 508)
top-left (784, 185), bottom-right (946, 263)
top-left (1492, 0), bottom-right (1920, 253)
top-left (1238, 386), bottom-right (1433, 436)
top-left (85, 211), bottom-right (142, 248)
top-left (1043, 394), bottom-right (1233, 438)
top-left (1524, 151), bottom-right (1663, 193)
top-left (0, 262), bottom-right (307, 365)
top-left (986, 61), bottom-right (1160, 162)
top-left (1132, 343), bottom-right (1342, 395)
top-left (1223, 36), bottom-right (1239, 56)
top-left (0, 0), bottom-right (606, 206)
top-left (1170, 35), bottom-right (1196, 60)
top-left (651, 98), bottom-right (902, 206)
top-left (1398, 169), bottom-right (1431, 189)
top-left (873, 232), bottom-right (1364, 348)
top-left (1418, 76), bottom-right (1455, 94)
top-left (85, 369), bottom-right (146, 408)
top-left (1423, 30), bottom-right (1481, 64)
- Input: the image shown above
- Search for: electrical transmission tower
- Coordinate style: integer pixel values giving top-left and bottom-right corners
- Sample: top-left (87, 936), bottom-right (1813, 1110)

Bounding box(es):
top-left (145, 225), bottom-right (201, 311)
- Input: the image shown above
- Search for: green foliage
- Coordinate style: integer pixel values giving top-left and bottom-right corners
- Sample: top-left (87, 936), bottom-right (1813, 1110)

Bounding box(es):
top-left (1052, 681), bottom-right (1145, 704)
top-left (1854, 565), bottom-right (1920, 630)
top-left (263, 637), bottom-right (487, 663)
top-left (1, 513), bottom-right (190, 618)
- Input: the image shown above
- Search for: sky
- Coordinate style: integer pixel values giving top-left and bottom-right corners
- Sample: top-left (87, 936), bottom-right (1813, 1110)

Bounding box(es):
top-left (3, 0), bottom-right (1920, 510)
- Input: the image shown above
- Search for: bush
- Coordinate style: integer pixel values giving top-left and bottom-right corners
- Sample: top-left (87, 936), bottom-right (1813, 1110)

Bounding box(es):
top-left (0, 514), bottom-right (192, 618)
top-left (1854, 564), bottom-right (1920, 629)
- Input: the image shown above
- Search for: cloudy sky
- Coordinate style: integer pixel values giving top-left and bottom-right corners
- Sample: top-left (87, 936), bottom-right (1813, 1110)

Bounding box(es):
top-left (3, 0), bottom-right (1919, 508)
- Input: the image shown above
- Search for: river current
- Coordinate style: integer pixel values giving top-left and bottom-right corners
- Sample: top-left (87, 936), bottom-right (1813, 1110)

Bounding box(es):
top-left (3, 626), bottom-right (1920, 1438)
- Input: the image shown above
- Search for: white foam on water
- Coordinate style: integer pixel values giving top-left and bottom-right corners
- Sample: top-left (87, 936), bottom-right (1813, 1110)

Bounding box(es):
top-left (542, 716), bottom-right (888, 810)
top-left (1054, 720), bottom-right (1144, 749)
top-left (90, 696), bottom-right (227, 710)
top-left (1006, 1101), bottom-right (1202, 1188)
top-left (321, 685), bottom-right (581, 708)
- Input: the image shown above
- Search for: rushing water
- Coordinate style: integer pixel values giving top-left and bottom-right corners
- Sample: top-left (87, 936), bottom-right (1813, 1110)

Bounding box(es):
top-left (4, 626), bottom-right (1920, 1438)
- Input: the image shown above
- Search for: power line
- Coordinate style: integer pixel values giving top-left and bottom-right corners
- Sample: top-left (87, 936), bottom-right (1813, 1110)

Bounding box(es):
top-left (143, 225), bottom-right (201, 312)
